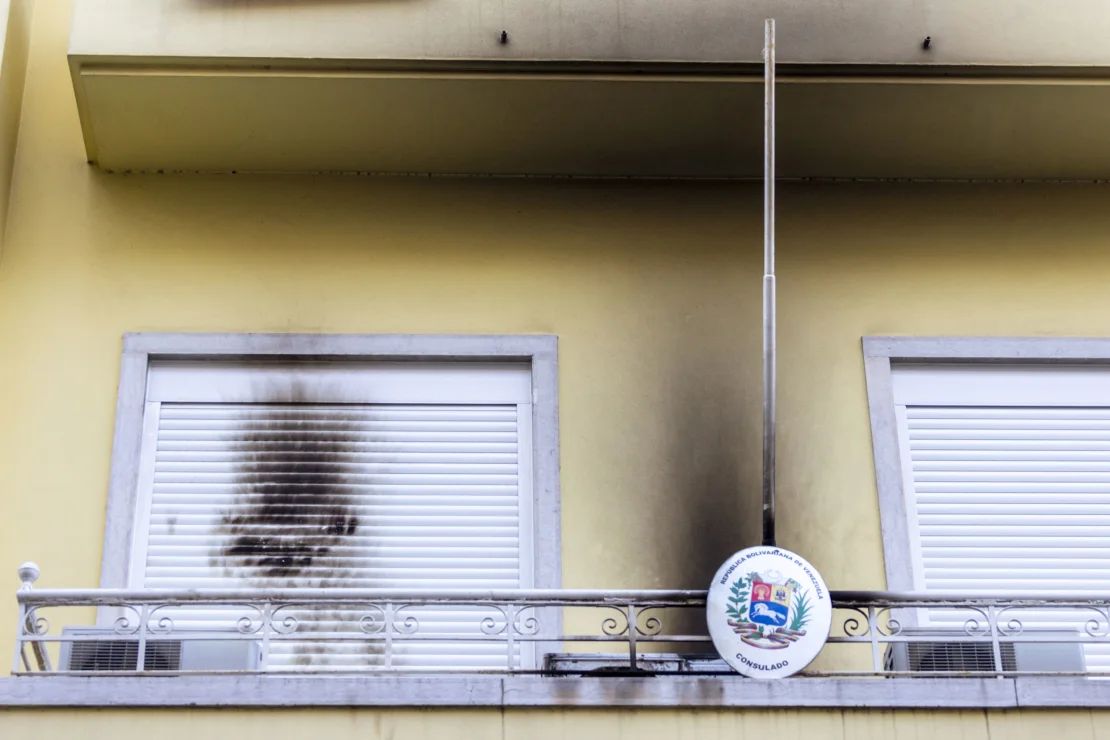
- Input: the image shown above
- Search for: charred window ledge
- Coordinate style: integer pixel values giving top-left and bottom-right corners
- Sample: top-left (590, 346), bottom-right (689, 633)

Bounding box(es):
top-left (0, 675), bottom-right (1107, 708)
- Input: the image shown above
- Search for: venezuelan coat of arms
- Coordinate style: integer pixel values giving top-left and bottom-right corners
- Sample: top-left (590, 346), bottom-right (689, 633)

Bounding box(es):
top-left (707, 547), bottom-right (832, 678)
top-left (725, 570), bottom-right (812, 649)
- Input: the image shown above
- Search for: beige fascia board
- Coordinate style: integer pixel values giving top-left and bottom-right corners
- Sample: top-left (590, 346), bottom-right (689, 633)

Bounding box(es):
top-left (68, 53), bottom-right (98, 165)
top-left (66, 54), bottom-right (1110, 178)
top-left (0, 675), bottom-right (1107, 708)
top-left (68, 51), bottom-right (1110, 78)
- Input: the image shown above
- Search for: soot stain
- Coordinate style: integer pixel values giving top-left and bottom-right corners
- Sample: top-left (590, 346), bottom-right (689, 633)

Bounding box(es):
top-left (215, 385), bottom-right (362, 584)
top-left (211, 383), bottom-right (387, 666)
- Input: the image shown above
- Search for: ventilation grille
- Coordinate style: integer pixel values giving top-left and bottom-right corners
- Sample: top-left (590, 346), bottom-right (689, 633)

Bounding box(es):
top-left (903, 641), bottom-right (1016, 673)
top-left (66, 640), bottom-right (183, 672)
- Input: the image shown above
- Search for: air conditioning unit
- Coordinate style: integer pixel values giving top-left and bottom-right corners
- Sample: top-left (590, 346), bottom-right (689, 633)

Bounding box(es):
top-left (884, 628), bottom-right (1085, 675)
top-left (60, 628), bottom-right (262, 673)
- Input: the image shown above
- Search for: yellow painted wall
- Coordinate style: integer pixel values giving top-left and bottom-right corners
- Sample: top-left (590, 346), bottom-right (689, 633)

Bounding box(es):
top-left (4, 1), bottom-right (1110, 735)
top-left (1, 708), bottom-right (1109, 740)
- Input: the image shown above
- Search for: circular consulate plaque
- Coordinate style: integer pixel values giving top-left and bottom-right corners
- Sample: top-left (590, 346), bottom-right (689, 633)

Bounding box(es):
top-left (707, 547), bottom-right (832, 679)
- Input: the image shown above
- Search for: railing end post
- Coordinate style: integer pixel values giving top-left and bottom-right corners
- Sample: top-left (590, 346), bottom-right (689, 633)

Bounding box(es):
top-left (17, 562), bottom-right (39, 592)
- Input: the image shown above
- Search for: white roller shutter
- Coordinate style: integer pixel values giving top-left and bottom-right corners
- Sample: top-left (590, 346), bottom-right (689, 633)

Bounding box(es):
top-left (893, 364), bottom-right (1110, 672)
top-left (128, 361), bottom-right (534, 670)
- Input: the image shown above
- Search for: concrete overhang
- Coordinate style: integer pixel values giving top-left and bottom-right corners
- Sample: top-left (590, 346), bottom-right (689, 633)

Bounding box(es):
top-left (69, 1), bottom-right (1110, 178)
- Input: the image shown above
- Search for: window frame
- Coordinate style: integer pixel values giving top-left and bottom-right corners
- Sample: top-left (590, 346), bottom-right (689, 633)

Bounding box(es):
top-left (101, 333), bottom-right (561, 594)
top-left (862, 335), bottom-right (1110, 591)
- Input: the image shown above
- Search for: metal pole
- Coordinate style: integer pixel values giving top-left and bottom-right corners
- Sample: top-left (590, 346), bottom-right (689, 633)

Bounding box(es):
top-left (761, 18), bottom-right (777, 547)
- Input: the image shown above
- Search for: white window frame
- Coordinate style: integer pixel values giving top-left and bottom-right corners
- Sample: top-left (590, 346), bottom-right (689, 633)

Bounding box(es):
top-left (863, 335), bottom-right (1110, 591)
top-left (100, 333), bottom-right (562, 594)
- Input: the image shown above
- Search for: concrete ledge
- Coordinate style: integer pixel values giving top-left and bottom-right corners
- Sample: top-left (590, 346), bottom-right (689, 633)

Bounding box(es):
top-left (1013, 676), bottom-right (1110, 707)
top-left (0, 675), bottom-right (1106, 708)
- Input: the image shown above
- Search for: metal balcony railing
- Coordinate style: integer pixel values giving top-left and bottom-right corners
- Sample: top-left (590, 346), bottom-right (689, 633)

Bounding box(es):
top-left (12, 564), bottom-right (1110, 678)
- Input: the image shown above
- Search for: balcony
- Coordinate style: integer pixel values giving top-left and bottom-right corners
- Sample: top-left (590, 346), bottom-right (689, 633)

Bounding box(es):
top-left (8, 564), bottom-right (1110, 708)
top-left (68, 1), bottom-right (1110, 178)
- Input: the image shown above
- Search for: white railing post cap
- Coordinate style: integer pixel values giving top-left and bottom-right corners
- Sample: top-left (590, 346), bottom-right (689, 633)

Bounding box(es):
top-left (17, 562), bottom-right (40, 589)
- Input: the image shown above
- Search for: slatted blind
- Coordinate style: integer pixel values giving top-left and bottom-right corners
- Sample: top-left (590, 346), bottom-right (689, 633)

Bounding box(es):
top-left (129, 362), bottom-right (534, 670)
top-left (893, 364), bottom-right (1110, 673)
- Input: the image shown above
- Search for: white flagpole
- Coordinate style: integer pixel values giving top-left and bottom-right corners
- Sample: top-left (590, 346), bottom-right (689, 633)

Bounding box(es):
top-left (761, 18), bottom-right (777, 547)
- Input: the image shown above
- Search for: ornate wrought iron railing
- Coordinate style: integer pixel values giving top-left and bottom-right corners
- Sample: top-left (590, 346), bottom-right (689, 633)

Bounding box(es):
top-left (12, 564), bottom-right (1110, 677)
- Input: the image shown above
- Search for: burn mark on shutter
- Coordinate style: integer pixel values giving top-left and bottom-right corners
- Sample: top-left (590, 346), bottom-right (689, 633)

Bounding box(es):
top-left (214, 388), bottom-right (362, 584)
top-left (201, 382), bottom-right (387, 668)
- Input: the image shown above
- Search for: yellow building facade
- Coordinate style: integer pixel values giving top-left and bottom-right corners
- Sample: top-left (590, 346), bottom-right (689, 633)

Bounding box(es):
top-left (2, 1), bottom-right (1110, 736)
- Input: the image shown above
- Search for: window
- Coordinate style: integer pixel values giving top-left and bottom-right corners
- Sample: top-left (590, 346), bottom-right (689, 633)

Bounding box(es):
top-left (101, 333), bottom-right (560, 669)
top-left (865, 337), bottom-right (1110, 673)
